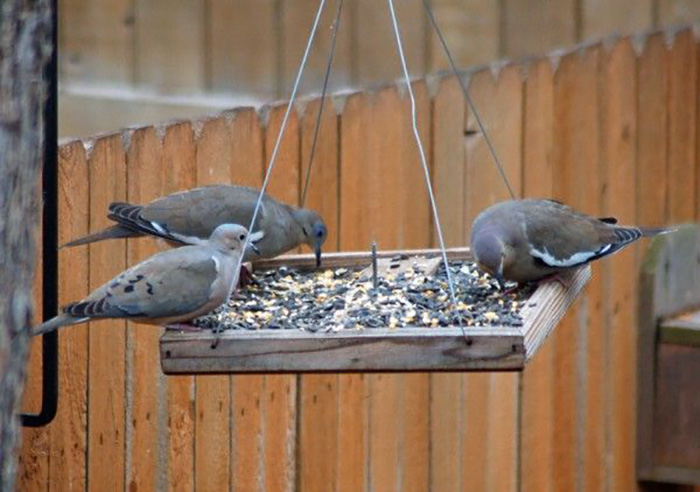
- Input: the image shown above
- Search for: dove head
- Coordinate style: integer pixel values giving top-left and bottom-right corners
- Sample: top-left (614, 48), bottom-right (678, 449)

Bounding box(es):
top-left (294, 208), bottom-right (328, 267)
top-left (209, 223), bottom-right (250, 256)
top-left (471, 230), bottom-right (506, 289)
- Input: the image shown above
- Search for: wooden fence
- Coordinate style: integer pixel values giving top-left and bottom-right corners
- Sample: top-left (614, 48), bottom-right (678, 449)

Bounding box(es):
top-left (20, 27), bottom-right (700, 491)
top-left (58, 0), bottom-right (700, 139)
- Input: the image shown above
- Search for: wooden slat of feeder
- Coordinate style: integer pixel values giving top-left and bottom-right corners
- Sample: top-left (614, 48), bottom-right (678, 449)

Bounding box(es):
top-left (159, 248), bottom-right (592, 373)
top-left (253, 247), bottom-right (470, 271)
top-left (520, 266), bottom-right (592, 360)
top-left (161, 327), bottom-right (526, 373)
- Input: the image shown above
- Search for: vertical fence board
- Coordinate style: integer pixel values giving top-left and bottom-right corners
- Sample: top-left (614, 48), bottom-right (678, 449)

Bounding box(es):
top-left (600, 38), bottom-right (639, 492)
top-left (667, 29), bottom-right (698, 223)
top-left (430, 74), bottom-right (466, 492)
top-left (46, 142), bottom-right (90, 492)
top-left (520, 59), bottom-right (555, 492)
top-left (550, 52), bottom-right (585, 492)
top-left (337, 92), bottom-right (371, 492)
top-left (298, 97), bottom-right (341, 492)
top-left (637, 34), bottom-right (669, 229)
top-left (227, 108), bottom-right (265, 492)
top-left (263, 105), bottom-right (301, 492)
top-left (87, 134), bottom-right (127, 491)
top-left (575, 47), bottom-right (606, 492)
top-left (208, 0), bottom-right (278, 98)
top-left (194, 118), bottom-right (233, 491)
top-left (125, 127), bottom-right (165, 492)
top-left (581, 0), bottom-right (652, 39)
top-left (502, 0), bottom-right (576, 59)
top-left (161, 121), bottom-right (197, 492)
top-left (134, 0), bottom-right (205, 93)
top-left (59, 0), bottom-right (134, 85)
top-left (429, 0), bottom-right (500, 71)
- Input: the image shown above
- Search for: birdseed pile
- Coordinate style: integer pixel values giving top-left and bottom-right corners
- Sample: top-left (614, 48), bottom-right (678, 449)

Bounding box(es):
top-left (194, 259), bottom-right (535, 332)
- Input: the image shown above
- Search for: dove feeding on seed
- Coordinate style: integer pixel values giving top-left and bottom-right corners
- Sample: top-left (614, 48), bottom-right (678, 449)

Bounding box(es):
top-left (470, 199), bottom-right (675, 287)
top-left (62, 184), bottom-right (329, 267)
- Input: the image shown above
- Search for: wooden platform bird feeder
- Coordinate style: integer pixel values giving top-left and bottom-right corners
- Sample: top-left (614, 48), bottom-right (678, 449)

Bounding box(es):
top-left (160, 248), bottom-right (591, 373)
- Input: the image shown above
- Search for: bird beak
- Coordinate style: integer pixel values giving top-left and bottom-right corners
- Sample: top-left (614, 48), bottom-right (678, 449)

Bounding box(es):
top-left (315, 246), bottom-right (322, 268)
top-left (250, 243), bottom-right (261, 255)
top-left (495, 272), bottom-right (506, 290)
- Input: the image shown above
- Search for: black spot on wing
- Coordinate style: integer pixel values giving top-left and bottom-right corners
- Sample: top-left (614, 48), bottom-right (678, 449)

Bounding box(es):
top-left (128, 275), bottom-right (144, 284)
top-left (598, 217), bottom-right (618, 224)
top-left (146, 282), bottom-right (154, 295)
top-left (124, 285), bottom-right (134, 293)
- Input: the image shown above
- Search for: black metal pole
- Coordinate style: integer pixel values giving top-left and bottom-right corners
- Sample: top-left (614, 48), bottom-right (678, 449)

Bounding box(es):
top-left (21, 0), bottom-right (59, 428)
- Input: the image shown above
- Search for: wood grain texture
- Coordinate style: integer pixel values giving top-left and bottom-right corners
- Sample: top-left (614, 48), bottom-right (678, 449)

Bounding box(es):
top-left (355, 0), bottom-right (425, 86)
top-left (600, 39), bottom-right (639, 492)
top-left (429, 0), bottom-right (499, 71)
top-left (59, 0), bottom-right (134, 85)
top-left (208, 0), bottom-right (277, 98)
top-left (298, 95), bottom-right (341, 492)
top-left (44, 142), bottom-right (89, 492)
top-left (227, 107), bottom-right (265, 492)
top-left (263, 103), bottom-right (300, 492)
top-left (550, 50), bottom-right (589, 492)
top-left (503, 0), bottom-right (576, 59)
top-left (125, 127), bottom-right (165, 492)
top-left (161, 121), bottom-right (196, 492)
top-left (429, 75), bottom-right (466, 491)
top-left (581, 0), bottom-right (652, 39)
top-left (134, 0), bottom-right (205, 93)
top-left (281, 0), bottom-right (352, 96)
top-left (520, 58), bottom-right (555, 492)
top-left (194, 117), bottom-right (232, 491)
top-left (87, 134), bottom-right (128, 491)
top-left (667, 29), bottom-right (697, 223)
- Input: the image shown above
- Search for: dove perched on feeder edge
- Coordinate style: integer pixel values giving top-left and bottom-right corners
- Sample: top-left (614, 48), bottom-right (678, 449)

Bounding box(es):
top-left (62, 184), bottom-right (329, 267)
top-left (470, 199), bottom-right (675, 287)
top-left (34, 224), bottom-right (253, 335)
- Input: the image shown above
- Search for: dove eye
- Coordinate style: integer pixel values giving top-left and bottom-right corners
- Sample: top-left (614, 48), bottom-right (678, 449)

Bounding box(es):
top-left (239, 234), bottom-right (246, 241)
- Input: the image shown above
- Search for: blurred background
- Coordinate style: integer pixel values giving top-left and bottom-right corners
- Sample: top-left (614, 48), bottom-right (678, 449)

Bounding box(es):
top-left (59, 0), bottom-right (700, 139)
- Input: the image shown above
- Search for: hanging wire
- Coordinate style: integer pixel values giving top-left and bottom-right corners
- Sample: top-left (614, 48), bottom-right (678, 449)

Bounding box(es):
top-left (386, 0), bottom-right (467, 338)
top-left (224, 0), bottom-right (327, 342)
top-left (422, 0), bottom-right (516, 200)
top-left (301, 0), bottom-right (345, 207)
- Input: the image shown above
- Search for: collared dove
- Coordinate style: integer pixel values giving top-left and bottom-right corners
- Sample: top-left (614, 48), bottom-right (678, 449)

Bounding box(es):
top-left (470, 199), bottom-right (675, 286)
top-left (34, 223), bottom-right (251, 335)
top-left (63, 185), bottom-right (329, 266)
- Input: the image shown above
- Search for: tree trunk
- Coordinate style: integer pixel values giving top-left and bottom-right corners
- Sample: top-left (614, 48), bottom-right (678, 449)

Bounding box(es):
top-left (0, 0), bottom-right (52, 489)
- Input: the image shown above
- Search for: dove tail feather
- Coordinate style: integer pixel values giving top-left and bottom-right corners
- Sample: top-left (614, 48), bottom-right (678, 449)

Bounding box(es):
top-left (32, 314), bottom-right (87, 336)
top-left (639, 226), bottom-right (677, 237)
top-left (61, 225), bottom-right (141, 248)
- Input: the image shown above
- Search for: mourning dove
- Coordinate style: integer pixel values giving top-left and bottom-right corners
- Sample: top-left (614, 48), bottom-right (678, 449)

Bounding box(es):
top-left (63, 185), bottom-right (329, 266)
top-left (34, 224), bottom-right (251, 335)
top-left (470, 199), bottom-right (674, 286)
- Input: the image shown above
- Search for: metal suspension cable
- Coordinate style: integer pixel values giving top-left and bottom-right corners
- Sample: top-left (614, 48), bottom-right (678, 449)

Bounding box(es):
top-left (387, 0), bottom-right (466, 338)
top-left (422, 0), bottom-right (516, 200)
top-left (301, 0), bottom-right (344, 207)
top-left (229, 0), bottom-right (327, 325)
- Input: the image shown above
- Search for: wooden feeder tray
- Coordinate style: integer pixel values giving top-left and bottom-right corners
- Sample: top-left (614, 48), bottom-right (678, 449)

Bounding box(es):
top-left (160, 248), bottom-right (590, 374)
